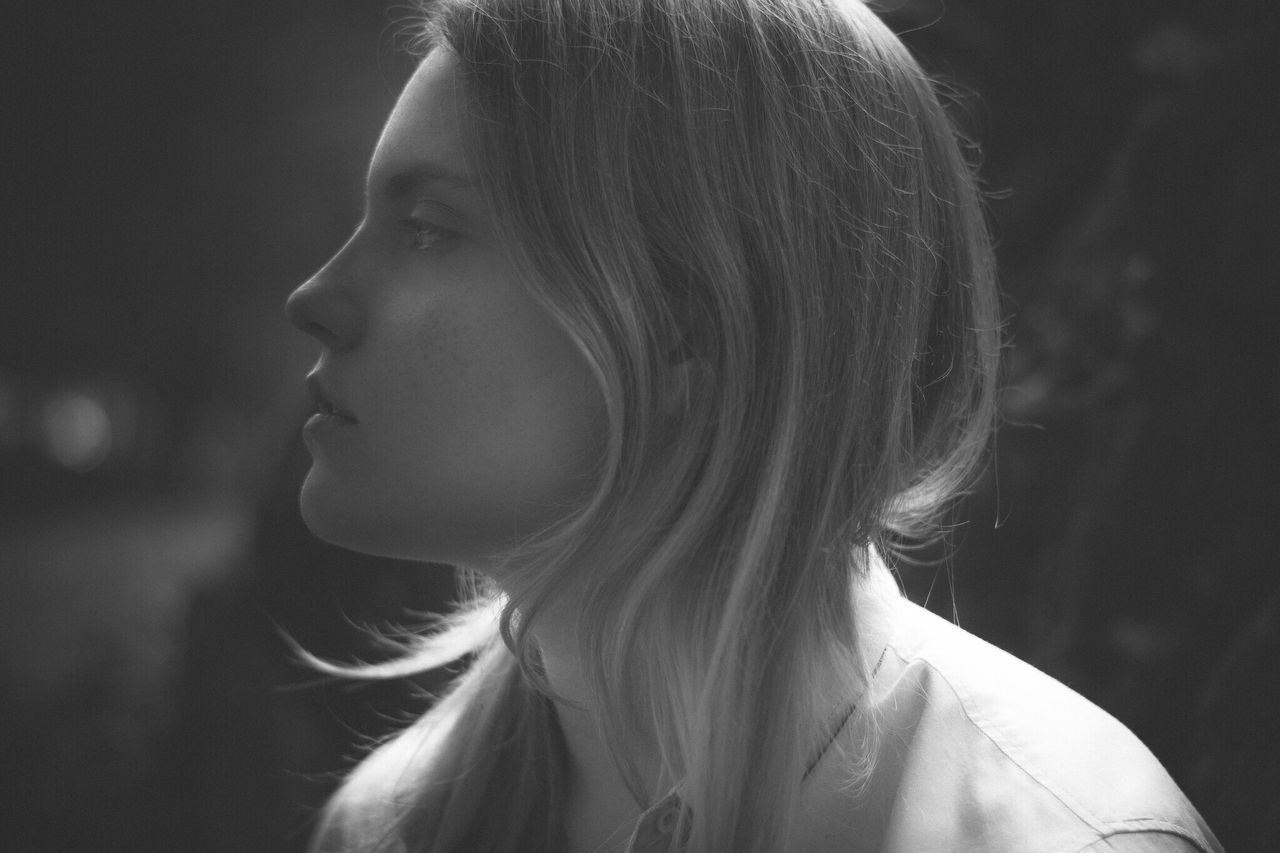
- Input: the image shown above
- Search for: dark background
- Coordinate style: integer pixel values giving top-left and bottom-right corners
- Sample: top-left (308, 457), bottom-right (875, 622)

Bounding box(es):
top-left (2, 1), bottom-right (1276, 850)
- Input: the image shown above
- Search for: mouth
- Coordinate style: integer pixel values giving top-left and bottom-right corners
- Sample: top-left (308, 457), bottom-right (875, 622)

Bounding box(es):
top-left (306, 373), bottom-right (357, 424)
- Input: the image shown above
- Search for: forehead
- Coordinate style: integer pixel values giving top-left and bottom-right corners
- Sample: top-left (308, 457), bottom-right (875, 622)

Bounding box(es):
top-left (368, 48), bottom-right (471, 186)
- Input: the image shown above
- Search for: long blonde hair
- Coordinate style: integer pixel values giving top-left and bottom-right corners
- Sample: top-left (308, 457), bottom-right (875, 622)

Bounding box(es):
top-left (309, 0), bottom-right (1000, 850)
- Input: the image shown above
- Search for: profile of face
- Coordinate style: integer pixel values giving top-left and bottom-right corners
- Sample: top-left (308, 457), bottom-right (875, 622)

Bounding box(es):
top-left (285, 49), bottom-right (607, 567)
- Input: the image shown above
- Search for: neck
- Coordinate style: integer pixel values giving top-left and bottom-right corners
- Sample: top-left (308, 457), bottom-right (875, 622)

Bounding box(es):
top-left (495, 554), bottom-right (899, 850)
top-left (534, 614), bottom-right (662, 852)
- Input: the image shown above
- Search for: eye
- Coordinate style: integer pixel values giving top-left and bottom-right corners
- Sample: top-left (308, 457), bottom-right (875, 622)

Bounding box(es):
top-left (399, 216), bottom-right (458, 251)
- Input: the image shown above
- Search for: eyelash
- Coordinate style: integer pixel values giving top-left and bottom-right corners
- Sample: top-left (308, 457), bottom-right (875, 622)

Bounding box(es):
top-left (398, 217), bottom-right (457, 251)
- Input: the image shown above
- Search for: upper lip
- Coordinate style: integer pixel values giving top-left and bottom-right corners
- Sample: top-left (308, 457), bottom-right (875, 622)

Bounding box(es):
top-left (306, 372), bottom-right (357, 422)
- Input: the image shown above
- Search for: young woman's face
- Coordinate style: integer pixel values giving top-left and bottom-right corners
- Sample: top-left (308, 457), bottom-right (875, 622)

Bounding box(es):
top-left (285, 48), bottom-right (607, 565)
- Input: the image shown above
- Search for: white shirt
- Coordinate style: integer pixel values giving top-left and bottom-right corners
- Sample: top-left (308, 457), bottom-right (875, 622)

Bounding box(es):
top-left (627, 567), bottom-right (1223, 853)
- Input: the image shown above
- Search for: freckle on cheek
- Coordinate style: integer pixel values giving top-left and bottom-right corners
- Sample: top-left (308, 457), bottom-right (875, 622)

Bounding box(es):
top-left (413, 314), bottom-right (471, 375)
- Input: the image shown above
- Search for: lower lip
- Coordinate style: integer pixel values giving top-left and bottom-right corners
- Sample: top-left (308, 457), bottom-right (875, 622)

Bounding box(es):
top-left (302, 412), bottom-right (356, 444)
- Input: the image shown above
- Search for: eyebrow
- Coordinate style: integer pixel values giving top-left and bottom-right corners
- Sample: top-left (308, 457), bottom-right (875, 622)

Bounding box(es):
top-left (371, 161), bottom-right (477, 203)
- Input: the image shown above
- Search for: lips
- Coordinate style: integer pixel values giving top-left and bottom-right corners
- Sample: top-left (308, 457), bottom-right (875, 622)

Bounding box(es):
top-left (306, 372), bottom-right (357, 423)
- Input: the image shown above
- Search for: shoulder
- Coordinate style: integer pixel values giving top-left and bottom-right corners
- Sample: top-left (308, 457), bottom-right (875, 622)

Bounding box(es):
top-left (794, 589), bottom-right (1223, 853)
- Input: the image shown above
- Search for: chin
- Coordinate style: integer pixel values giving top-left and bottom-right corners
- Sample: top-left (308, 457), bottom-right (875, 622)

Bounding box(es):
top-left (296, 473), bottom-right (453, 563)
top-left (297, 477), bottom-right (353, 547)
top-left (297, 473), bottom-right (388, 556)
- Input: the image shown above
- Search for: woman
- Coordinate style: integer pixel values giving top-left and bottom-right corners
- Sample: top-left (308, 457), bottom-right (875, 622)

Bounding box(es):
top-left (284, 0), bottom-right (1223, 850)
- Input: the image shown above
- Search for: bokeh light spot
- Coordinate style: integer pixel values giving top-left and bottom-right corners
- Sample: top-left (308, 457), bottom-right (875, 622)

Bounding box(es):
top-left (42, 391), bottom-right (113, 472)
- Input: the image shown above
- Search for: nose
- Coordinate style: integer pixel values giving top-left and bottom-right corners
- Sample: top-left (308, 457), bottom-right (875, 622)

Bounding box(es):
top-left (285, 253), bottom-right (363, 352)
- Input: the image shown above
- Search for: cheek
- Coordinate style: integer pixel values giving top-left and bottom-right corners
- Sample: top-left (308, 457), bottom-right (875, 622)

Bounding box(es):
top-left (381, 299), bottom-right (533, 443)
top-left (415, 306), bottom-right (604, 486)
top-left (374, 291), bottom-right (606, 545)
top-left (505, 344), bottom-right (607, 480)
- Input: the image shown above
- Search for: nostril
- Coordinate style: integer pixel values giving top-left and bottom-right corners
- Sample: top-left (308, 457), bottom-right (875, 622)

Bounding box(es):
top-left (285, 275), bottom-right (360, 351)
top-left (286, 288), bottom-right (341, 348)
top-left (302, 320), bottom-right (340, 349)
top-left (284, 288), bottom-right (312, 330)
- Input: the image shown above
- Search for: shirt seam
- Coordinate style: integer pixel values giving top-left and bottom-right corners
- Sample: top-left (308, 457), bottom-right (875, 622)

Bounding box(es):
top-left (1059, 823), bottom-right (1213, 853)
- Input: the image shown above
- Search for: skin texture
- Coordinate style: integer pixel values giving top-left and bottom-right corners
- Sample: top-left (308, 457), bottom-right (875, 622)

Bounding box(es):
top-left (285, 49), bottom-right (607, 567)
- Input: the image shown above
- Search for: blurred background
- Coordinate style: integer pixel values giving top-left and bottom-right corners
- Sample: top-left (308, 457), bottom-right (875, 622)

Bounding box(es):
top-left (2, 0), bottom-right (1276, 850)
